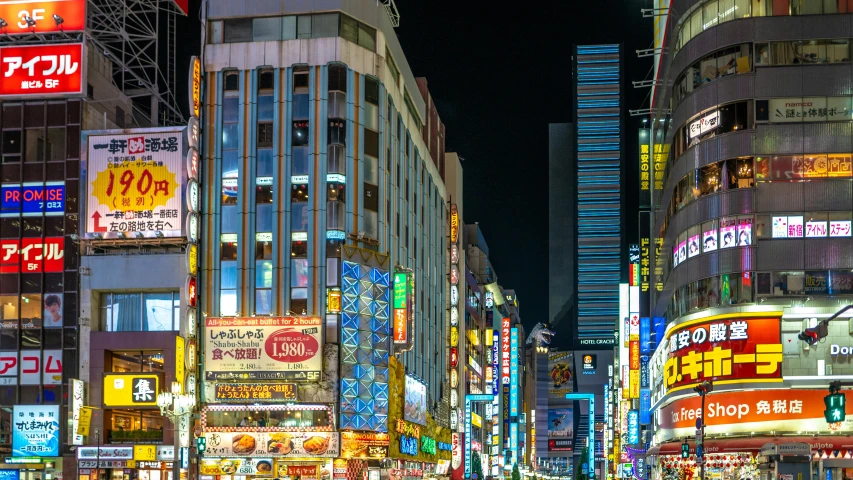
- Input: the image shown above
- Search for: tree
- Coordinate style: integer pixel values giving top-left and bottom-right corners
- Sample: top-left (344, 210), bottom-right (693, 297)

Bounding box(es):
top-left (471, 451), bottom-right (483, 480)
top-left (512, 463), bottom-right (521, 480)
top-left (575, 446), bottom-right (590, 480)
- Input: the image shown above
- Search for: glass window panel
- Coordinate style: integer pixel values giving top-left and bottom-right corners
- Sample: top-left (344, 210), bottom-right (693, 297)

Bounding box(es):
top-left (291, 259), bottom-right (308, 287)
top-left (221, 180), bottom-right (238, 205)
top-left (292, 147), bottom-right (309, 175)
top-left (257, 149), bottom-right (274, 177)
top-left (297, 15), bottom-right (312, 39)
top-left (312, 13), bottom-right (338, 38)
top-left (282, 16), bottom-right (297, 40)
top-left (292, 121), bottom-right (309, 146)
top-left (719, 0), bottom-right (736, 22)
top-left (220, 291), bottom-right (237, 316)
top-left (257, 204), bottom-right (273, 232)
top-left (256, 290), bottom-right (271, 315)
top-left (291, 241), bottom-right (307, 257)
top-left (690, 9), bottom-right (702, 39)
top-left (358, 24), bottom-right (376, 51)
top-left (46, 128), bottom-right (65, 161)
top-left (755, 215), bottom-right (772, 238)
top-left (291, 287), bottom-right (307, 300)
top-left (328, 145), bottom-right (344, 174)
top-left (364, 155), bottom-right (378, 185)
top-left (256, 260), bottom-right (273, 288)
top-left (221, 261), bottom-right (237, 289)
top-left (704, 0), bottom-right (719, 29)
top-left (257, 95), bottom-right (274, 122)
top-left (256, 238), bottom-right (272, 260)
top-left (327, 200), bottom-right (345, 230)
top-left (702, 219), bottom-right (719, 252)
top-left (824, 0), bottom-right (839, 13)
top-left (364, 210), bottom-right (378, 240)
top-left (826, 40), bottom-right (850, 63)
top-left (735, 0), bottom-right (751, 17)
top-left (326, 257), bottom-right (340, 286)
top-left (223, 18), bottom-right (252, 43)
top-left (24, 128), bottom-right (44, 162)
top-left (143, 293), bottom-right (175, 331)
top-left (253, 17), bottom-right (282, 41)
top-left (293, 95), bottom-right (309, 120)
top-left (222, 123), bottom-right (239, 150)
top-left (210, 20), bottom-right (223, 44)
top-left (223, 97), bottom-right (239, 123)
top-left (104, 293), bottom-right (142, 331)
top-left (291, 202), bottom-right (308, 231)
top-left (341, 15), bottom-right (358, 43)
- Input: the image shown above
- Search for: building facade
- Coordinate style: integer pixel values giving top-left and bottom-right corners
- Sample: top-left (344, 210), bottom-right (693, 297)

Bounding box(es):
top-left (199, 1), bottom-right (452, 478)
top-left (646, 2), bottom-right (853, 480)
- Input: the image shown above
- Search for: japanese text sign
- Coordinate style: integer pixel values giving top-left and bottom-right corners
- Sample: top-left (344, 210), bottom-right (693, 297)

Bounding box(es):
top-left (0, 43), bottom-right (83, 97)
top-left (12, 405), bottom-right (59, 457)
top-left (86, 130), bottom-right (184, 238)
top-left (214, 383), bottom-right (296, 402)
top-left (0, 350), bottom-right (62, 385)
top-left (205, 317), bottom-right (322, 382)
top-left (501, 317), bottom-right (511, 384)
top-left (0, 0), bottom-right (86, 34)
top-left (0, 237), bottom-right (63, 273)
top-left (201, 431), bottom-right (339, 457)
top-left (102, 374), bottom-right (160, 407)
top-left (510, 328), bottom-right (519, 416)
top-left (1, 182), bottom-right (64, 217)
top-left (664, 313), bottom-right (783, 393)
top-left (393, 271), bottom-right (409, 344)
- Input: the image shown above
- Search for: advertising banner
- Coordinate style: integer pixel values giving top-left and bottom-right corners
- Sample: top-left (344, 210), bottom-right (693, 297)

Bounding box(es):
top-left (803, 271), bottom-right (853, 295)
top-left (663, 313), bottom-right (782, 392)
top-left (548, 351), bottom-right (573, 395)
top-left (1, 182), bottom-right (65, 217)
top-left (510, 328), bottom-right (519, 416)
top-left (658, 389), bottom-right (853, 442)
top-left (404, 374), bottom-right (427, 426)
top-left (768, 96), bottom-right (852, 123)
top-left (199, 458), bottom-right (277, 476)
top-left (214, 383), bottom-right (297, 402)
top-left (0, 43), bottom-right (84, 97)
top-left (547, 408), bottom-right (573, 437)
top-left (202, 431), bottom-right (339, 457)
top-left (340, 432), bottom-right (389, 458)
top-left (0, 237), bottom-right (64, 273)
top-left (0, 350), bottom-right (62, 385)
top-left (639, 129), bottom-right (650, 208)
top-left (69, 378), bottom-right (84, 445)
top-left (0, 0), bottom-right (86, 34)
top-left (85, 130), bottom-right (184, 238)
top-left (12, 405), bottom-right (60, 457)
top-left (102, 374), bottom-right (159, 407)
top-left (205, 317), bottom-right (322, 381)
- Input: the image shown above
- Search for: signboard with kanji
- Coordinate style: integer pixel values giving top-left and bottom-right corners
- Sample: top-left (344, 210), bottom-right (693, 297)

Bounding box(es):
top-left (12, 405), bottom-right (60, 457)
top-left (102, 374), bottom-right (160, 407)
top-left (214, 383), bottom-right (297, 402)
top-left (0, 43), bottom-right (84, 97)
top-left (85, 129), bottom-right (185, 238)
top-left (204, 317), bottom-right (322, 382)
top-left (0, 237), bottom-right (64, 273)
top-left (663, 313), bottom-right (783, 393)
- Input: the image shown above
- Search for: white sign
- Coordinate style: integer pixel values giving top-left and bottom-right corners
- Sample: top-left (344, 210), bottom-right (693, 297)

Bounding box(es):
top-left (689, 110), bottom-right (719, 138)
top-left (13, 405), bottom-right (60, 457)
top-left (830, 220), bottom-right (852, 237)
top-left (768, 97), bottom-right (852, 123)
top-left (204, 317), bottom-right (322, 382)
top-left (70, 378), bottom-right (84, 445)
top-left (831, 345), bottom-right (853, 356)
top-left (805, 220), bottom-right (827, 238)
top-left (201, 431), bottom-right (339, 457)
top-left (451, 433), bottom-right (462, 469)
top-left (0, 350), bottom-right (62, 385)
top-left (78, 446), bottom-right (134, 460)
top-left (772, 215), bottom-right (805, 238)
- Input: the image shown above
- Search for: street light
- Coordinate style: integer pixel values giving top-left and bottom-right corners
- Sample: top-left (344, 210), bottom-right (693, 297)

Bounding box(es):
top-left (158, 381), bottom-right (196, 480)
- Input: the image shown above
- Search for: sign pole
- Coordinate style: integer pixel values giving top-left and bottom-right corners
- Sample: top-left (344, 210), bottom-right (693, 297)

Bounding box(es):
top-left (700, 393), bottom-right (705, 480)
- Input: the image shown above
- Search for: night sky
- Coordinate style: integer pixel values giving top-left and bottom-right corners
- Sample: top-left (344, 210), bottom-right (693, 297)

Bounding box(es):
top-left (395, 1), bottom-right (652, 331)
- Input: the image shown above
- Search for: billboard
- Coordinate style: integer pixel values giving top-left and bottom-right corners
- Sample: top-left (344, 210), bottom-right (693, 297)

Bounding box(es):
top-left (0, 237), bottom-right (64, 273)
top-left (0, 350), bottom-right (62, 385)
top-left (658, 389), bottom-right (853, 442)
top-left (548, 351), bottom-right (573, 395)
top-left (201, 431), bottom-right (339, 457)
top-left (85, 129), bottom-right (184, 238)
top-left (0, 0), bottom-right (86, 34)
top-left (12, 405), bottom-right (60, 457)
top-left (510, 328), bottom-right (519, 416)
top-left (404, 374), bottom-right (427, 426)
top-left (1, 182), bottom-right (65, 217)
top-left (102, 374), bottom-right (159, 407)
top-left (547, 408), bottom-right (573, 437)
top-left (393, 271), bottom-right (411, 345)
top-left (664, 313), bottom-right (782, 393)
top-left (204, 317), bottom-right (322, 382)
top-left (0, 43), bottom-right (84, 97)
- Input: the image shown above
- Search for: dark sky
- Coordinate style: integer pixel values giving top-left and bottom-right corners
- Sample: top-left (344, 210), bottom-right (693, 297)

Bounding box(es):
top-left (395, 1), bottom-right (653, 332)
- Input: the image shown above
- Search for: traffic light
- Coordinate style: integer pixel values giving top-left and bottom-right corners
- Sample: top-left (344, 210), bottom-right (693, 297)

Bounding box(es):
top-left (825, 384), bottom-right (846, 423)
top-left (681, 442), bottom-right (689, 459)
top-left (693, 380), bottom-right (713, 396)
top-left (798, 322), bottom-right (828, 346)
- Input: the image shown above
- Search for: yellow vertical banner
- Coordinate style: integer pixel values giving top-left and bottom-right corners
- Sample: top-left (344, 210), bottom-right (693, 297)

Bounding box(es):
top-left (77, 407), bottom-right (93, 436)
top-left (176, 336), bottom-right (186, 392)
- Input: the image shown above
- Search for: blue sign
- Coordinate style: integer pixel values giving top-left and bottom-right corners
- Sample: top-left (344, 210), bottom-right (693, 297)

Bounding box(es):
top-left (491, 331), bottom-right (499, 395)
top-left (653, 317), bottom-right (666, 351)
top-left (628, 409), bottom-right (639, 445)
top-left (437, 441), bottom-right (452, 451)
top-left (640, 317), bottom-right (651, 354)
top-left (639, 388), bottom-right (651, 425)
top-left (12, 405), bottom-right (60, 457)
top-left (696, 444), bottom-right (703, 458)
top-left (0, 471), bottom-right (18, 480)
top-left (400, 435), bottom-right (418, 456)
top-left (1, 182), bottom-right (65, 217)
top-left (510, 328), bottom-right (519, 416)
top-left (510, 422), bottom-right (518, 463)
top-left (640, 357), bottom-right (650, 388)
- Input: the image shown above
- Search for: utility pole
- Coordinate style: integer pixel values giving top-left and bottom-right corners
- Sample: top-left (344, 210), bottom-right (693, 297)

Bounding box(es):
top-left (693, 381), bottom-right (713, 480)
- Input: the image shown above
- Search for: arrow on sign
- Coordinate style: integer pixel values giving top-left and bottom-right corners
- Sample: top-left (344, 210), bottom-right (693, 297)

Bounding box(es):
top-left (92, 212), bottom-right (107, 232)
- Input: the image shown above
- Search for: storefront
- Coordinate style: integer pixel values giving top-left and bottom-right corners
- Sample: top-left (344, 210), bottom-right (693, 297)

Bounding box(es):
top-left (76, 445), bottom-right (176, 480)
top-left (1, 458), bottom-right (63, 480)
top-left (200, 458), bottom-right (333, 480)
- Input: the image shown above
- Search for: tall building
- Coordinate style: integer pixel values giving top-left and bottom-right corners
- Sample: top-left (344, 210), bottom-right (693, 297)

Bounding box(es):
top-left (199, 1), bottom-right (453, 477)
top-left (548, 123), bottom-right (576, 347)
top-left (646, 2), bottom-right (853, 478)
top-left (572, 44), bottom-right (624, 348)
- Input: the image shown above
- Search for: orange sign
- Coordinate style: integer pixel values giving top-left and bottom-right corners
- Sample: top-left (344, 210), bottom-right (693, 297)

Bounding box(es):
top-left (393, 309), bottom-right (407, 343)
top-left (660, 389), bottom-right (853, 438)
top-left (0, 44), bottom-right (84, 97)
top-left (188, 56), bottom-right (201, 118)
top-left (450, 204), bottom-right (459, 244)
top-left (664, 313), bottom-right (783, 393)
top-left (0, 0), bottom-right (86, 34)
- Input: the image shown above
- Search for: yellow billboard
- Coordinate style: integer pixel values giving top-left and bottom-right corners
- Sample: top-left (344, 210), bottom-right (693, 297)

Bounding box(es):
top-left (103, 374), bottom-right (160, 407)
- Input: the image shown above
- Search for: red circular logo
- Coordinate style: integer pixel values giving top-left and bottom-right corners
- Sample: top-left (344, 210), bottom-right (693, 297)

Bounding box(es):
top-left (264, 328), bottom-right (319, 363)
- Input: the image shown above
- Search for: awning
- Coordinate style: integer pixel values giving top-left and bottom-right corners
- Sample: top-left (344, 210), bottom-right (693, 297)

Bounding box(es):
top-left (648, 436), bottom-right (853, 457)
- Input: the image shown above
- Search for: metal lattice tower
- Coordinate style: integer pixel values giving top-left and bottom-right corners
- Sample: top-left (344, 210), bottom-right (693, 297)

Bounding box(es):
top-left (87, 0), bottom-right (185, 127)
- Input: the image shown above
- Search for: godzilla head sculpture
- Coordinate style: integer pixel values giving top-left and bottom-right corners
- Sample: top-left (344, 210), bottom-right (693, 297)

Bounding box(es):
top-left (526, 322), bottom-right (555, 347)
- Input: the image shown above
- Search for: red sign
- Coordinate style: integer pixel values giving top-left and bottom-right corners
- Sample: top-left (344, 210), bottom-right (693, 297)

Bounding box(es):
top-left (0, 0), bottom-right (86, 34)
top-left (393, 308), bottom-right (407, 343)
top-left (265, 327), bottom-right (320, 363)
top-left (169, 0), bottom-right (189, 15)
top-left (288, 466), bottom-right (318, 477)
top-left (664, 314), bottom-right (782, 392)
top-left (629, 340), bottom-right (640, 370)
top-left (0, 43), bottom-right (84, 97)
top-left (450, 347), bottom-right (458, 368)
top-left (186, 276), bottom-right (197, 307)
top-left (0, 236), bottom-right (64, 273)
top-left (501, 317), bottom-right (511, 384)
